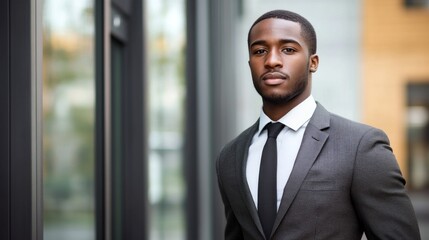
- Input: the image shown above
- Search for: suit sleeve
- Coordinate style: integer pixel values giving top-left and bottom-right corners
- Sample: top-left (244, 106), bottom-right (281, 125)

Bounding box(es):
top-left (351, 128), bottom-right (421, 239)
top-left (216, 151), bottom-right (244, 240)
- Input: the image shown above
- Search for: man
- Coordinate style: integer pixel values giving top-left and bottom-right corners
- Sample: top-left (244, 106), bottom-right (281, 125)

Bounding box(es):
top-left (216, 9), bottom-right (421, 240)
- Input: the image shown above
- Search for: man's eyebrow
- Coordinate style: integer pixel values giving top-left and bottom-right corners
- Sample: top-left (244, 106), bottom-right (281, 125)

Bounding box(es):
top-left (249, 38), bottom-right (301, 48)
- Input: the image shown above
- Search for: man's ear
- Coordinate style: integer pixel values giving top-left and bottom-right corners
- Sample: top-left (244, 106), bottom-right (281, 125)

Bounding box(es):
top-left (309, 54), bottom-right (319, 73)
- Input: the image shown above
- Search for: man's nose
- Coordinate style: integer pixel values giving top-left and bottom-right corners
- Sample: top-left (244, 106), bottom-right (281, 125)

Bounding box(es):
top-left (265, 51), bottom-right (283, 68)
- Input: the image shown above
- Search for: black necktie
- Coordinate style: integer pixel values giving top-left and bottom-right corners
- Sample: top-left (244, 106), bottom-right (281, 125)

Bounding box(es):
top-left (258, 122), bottom-right (285, 239)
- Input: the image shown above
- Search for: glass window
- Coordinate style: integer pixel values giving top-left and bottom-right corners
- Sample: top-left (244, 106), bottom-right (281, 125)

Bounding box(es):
top-left (407, 83), bottom-right (429, 191)
top-left (145, 0), bottom-right (187, 239)
top-left (42, 1), bottom-right (96, 239)
top-left (405, 0), bottom-right (429, 8)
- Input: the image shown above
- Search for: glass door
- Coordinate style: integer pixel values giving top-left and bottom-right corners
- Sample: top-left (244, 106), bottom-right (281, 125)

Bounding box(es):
top-left (42, 0), bottom-right (96, 239)
top-left (145, 0), bottom-right (187, 239)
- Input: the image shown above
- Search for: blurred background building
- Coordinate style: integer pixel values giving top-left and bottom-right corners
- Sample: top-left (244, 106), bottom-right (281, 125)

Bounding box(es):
top-left (1, 0), bottom-right (428, 239)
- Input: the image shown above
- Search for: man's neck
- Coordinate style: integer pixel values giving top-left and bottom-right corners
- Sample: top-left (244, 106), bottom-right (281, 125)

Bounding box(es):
top-left (262, 92), bottom-right (311, 121)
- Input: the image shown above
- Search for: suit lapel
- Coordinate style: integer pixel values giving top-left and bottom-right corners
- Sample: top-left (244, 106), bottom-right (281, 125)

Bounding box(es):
top-left (235, 121), bottom-right (266, 237)
top-left (271, 104), bottom-right (330, 237)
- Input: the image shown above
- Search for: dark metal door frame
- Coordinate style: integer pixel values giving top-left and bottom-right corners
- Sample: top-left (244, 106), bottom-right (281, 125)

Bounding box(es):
top-left (0, 0), bottom-right (33, 239)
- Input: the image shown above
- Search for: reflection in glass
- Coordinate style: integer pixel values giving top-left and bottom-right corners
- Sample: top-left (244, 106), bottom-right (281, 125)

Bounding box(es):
top-left (42, 1), bottom-right (95, 239)
top-left (146, 0), bottom-right (187, 239)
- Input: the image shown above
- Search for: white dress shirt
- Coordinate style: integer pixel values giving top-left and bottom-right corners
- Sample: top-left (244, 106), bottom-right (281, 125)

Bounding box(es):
top-left (246, 95), bottom-right (317, 210)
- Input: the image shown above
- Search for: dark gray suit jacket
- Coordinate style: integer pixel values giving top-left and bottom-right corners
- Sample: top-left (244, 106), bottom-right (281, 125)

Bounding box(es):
top-left (216, 104), bottom-right (421, 240)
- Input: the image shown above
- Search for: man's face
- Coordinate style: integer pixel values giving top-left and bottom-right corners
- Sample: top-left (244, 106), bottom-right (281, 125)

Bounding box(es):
top-left (248, 18), bottom-right (316, 105)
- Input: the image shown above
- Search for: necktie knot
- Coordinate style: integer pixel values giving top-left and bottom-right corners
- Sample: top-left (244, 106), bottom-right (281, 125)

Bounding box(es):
top-left (266, 122), bottom-right (285, 138)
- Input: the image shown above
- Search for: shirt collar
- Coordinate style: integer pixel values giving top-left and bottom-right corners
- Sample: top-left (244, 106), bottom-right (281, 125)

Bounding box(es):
top-left (258, 95), bottom-right (317, 134)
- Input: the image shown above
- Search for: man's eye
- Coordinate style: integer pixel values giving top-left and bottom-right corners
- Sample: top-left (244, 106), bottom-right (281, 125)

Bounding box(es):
top-left (283, 48), bottom-right (295, 53)
top-left (254, 49), bottom-right (266, 55)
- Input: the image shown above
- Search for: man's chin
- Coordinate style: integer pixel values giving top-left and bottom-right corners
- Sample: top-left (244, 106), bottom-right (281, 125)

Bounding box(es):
top-left (262, 94), bottom-right (294, 105)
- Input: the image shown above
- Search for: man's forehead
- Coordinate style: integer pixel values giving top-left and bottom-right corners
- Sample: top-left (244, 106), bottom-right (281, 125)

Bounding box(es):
top-left (249, 18), bottom-right (302, 42)
top-left (251, 18), bottom-right (300, 33)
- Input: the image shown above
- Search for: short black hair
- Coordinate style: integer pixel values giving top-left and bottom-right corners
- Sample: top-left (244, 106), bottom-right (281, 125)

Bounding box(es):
top-left (247, 10), bottom-right (317, 55)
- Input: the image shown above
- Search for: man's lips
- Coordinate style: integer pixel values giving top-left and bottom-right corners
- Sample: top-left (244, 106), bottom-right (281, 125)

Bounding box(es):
top-left (262, 72), bottom-right (287, 85)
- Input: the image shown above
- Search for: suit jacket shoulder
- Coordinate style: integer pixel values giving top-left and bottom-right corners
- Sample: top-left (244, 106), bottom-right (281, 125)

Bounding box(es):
top-left (310, 103), bottom-right (373, 136)
top-left (306, 104), bottom-right (421, 240)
